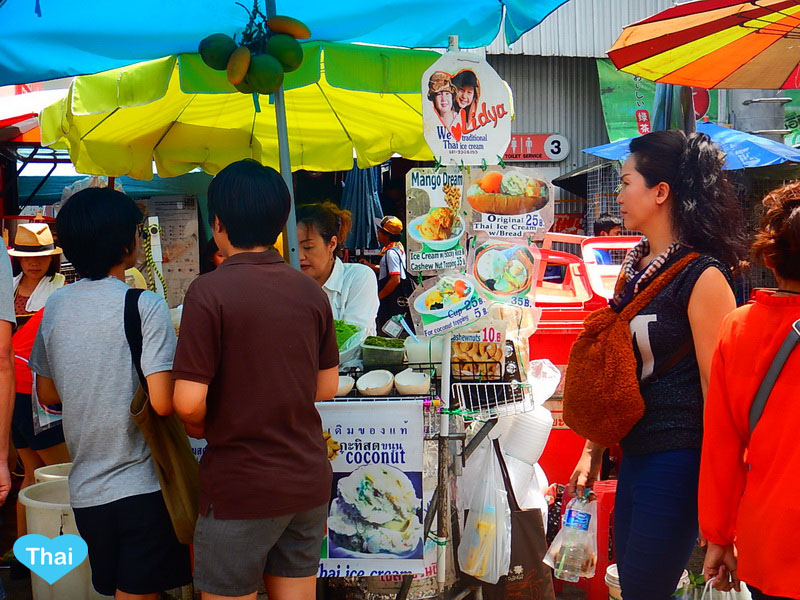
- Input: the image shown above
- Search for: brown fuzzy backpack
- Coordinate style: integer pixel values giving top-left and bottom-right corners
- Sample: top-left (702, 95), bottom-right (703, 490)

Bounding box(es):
top-left (562, 252), bottom-right (699, 448)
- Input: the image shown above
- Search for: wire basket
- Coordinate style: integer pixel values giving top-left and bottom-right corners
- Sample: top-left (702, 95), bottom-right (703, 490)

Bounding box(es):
top-left (452, 381), bottom-right (534, 420)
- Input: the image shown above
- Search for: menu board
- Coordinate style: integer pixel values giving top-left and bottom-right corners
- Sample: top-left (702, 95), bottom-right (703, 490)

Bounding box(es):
top-left (405, 168), bottom-right (467, 273)
top-left (466, 167), bottom-right (554, 241)
top-left (317, 401), bottom-right (425, 576)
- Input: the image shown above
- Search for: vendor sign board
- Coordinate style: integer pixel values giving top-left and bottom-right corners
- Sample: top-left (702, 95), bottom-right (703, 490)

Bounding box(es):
top-left (466, 167), bottom-right (554, 240)
top-left (409, 272), bottom-right (488, 337)
top-left (422, 52), bottom-right (512, 166)
top-left (317, 401), bottom-right (425, 577)
top-left (405, 168), bottom-right (468, 273)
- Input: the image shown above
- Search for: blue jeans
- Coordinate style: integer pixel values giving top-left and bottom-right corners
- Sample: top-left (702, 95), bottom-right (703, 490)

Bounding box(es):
top-left (615, 449), bottom-right (700, 600)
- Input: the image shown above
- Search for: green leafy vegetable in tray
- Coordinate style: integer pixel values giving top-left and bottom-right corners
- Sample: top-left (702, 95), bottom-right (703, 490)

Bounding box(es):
top-left (335, 320), bottom-right (359, 349)
top-left (364, 336), bottom-right (405, 349)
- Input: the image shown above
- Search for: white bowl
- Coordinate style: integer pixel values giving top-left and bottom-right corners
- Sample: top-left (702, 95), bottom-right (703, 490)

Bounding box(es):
top-left (336, 375), bottom-right (355, 397)
top-left (356, 370), bottom-right (394, 396)
top-left (394, 368), bottom-right (430, 395)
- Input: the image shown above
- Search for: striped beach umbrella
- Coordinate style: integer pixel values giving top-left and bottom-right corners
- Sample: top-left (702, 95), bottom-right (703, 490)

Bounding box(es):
top-left (608, 0), bottom-right (800, 89)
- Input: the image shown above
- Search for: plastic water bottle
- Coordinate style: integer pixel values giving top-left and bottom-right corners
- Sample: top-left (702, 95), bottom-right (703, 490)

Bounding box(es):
top-left (554, 499), bottom-right (591, 582)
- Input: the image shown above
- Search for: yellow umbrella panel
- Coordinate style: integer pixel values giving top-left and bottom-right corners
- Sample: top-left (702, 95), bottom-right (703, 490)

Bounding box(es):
top-left (41, 43), bottom-right (438, 179)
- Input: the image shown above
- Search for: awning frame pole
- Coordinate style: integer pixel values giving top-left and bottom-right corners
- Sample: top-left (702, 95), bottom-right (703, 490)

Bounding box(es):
top-left (266, 0), bottom-right (300, 270)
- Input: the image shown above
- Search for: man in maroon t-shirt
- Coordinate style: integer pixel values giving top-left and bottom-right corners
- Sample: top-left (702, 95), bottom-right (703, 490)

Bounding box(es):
top-left (172, 160), bottom-right (339, 600)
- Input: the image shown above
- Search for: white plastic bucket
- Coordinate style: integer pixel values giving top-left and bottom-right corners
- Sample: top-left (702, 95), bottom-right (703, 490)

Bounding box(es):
top-left (605, 564), bottom-right (690, 599)
top-left (501, 405), bottom-right (553, 465)
top-left (18, 479), bottom-right (111, 600)
top-left (33, 462), bottom-right (72, 484)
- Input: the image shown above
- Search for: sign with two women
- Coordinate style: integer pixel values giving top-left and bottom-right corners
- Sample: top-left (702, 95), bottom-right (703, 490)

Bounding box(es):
top-left (422, 53), bottom-right (512, 166)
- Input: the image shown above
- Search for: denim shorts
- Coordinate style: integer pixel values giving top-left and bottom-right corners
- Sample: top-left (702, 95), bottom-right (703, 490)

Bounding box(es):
top-left (193, 503), bottom-right (327, 597)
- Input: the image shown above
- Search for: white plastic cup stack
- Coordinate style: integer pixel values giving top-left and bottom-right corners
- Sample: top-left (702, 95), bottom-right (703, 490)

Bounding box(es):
top-left (501, 405), bottom-right (553, 466)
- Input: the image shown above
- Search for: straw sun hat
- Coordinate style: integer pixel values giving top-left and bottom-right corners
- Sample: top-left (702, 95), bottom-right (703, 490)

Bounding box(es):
top-left (8, 223), bottom-right (63, 257)
top-left (427, 71), bottom-right (455, 100)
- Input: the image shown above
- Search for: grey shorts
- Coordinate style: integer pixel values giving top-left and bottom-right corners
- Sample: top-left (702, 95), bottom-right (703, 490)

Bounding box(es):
top-left (193, 504), bottom-right (327, 597)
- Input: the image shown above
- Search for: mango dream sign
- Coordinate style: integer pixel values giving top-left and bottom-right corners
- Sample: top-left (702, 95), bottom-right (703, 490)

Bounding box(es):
top-left (422, 52), bottom-right (512, 166)
top-left (317, 401), bottom-right (424, 577)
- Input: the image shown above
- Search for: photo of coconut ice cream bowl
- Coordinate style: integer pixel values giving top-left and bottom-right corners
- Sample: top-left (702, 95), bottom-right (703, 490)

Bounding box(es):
top-left (413, 276), bottom-right (474, 319)
top-left (327, 464), bottom-right (423, 559)
top-left (473, 242), bottom-right (536, 300)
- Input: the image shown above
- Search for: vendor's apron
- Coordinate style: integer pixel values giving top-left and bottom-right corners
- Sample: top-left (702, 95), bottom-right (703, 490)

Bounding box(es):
top-left (377, 248), bottom-right (414, 330)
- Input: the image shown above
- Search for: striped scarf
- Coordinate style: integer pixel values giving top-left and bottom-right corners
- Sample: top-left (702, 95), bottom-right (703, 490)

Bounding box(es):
top-left (612, 239), bottom-right (684, 306)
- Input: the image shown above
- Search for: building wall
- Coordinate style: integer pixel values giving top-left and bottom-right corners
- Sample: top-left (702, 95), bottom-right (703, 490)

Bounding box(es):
top-left (487, 54), bottom-right (608, 206)
top-left (488, 0), bottom-right (675, 58)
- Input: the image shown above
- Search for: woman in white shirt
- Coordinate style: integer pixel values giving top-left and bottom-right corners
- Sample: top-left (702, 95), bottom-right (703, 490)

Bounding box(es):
top-left (297, 202), bottom-right (379, 335)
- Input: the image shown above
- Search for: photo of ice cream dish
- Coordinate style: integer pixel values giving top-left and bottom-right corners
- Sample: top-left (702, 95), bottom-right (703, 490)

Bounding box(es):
top-left (328, 465), bottom-right (423, 557)
top-left (414, 276), bottom-right (473, 318)
top-left (474, 243), bottom-right (535, 297)
top-left (467, 170), bottom-right (549, 215)
top-left (408, 207), bottom-right (463, 251)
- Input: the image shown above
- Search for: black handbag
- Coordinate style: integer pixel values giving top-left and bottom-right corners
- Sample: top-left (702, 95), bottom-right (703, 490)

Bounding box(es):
top-left (478, 439), bottom-right (556, 600)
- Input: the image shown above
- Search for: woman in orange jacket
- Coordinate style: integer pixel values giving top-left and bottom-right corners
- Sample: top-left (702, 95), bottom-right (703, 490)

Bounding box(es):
top-left (700, 182), bottom-right (800, 600)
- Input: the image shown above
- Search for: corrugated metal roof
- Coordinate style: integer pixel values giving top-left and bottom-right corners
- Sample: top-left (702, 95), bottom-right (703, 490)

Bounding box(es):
top-left (487, 54), bottom-right (609, 199)
top-left (488, 0), bottom-right (676, 58)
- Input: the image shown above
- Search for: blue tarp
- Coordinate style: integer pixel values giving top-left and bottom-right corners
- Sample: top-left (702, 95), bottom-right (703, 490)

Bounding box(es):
top-left (583, 121), bottom-right (800, 170)
top-left (340, 164), bottom-right (383, 250)
top-left (0, 0), bottom-right (568, 85)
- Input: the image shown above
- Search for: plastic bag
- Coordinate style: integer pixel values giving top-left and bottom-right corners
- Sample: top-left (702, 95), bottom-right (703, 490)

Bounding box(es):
top-left (543, 494), bottom-right (598, 580)
top-left (698, 580), bottom-right (752, 600)
top-left (31, 372), bottom-right (62, 435)
top-left (457, 441), bottom-right (512, 584)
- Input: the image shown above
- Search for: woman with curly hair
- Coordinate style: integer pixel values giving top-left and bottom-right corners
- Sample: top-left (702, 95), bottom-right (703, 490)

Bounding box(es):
top-left (700, 182), bottom-right (800, 600)
top-left (568, 129), bottom-right (747, 599)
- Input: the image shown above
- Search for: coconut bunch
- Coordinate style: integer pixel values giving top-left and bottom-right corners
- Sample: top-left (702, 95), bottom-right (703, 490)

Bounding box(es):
top-left (198, 3), bottom-right (310, 95)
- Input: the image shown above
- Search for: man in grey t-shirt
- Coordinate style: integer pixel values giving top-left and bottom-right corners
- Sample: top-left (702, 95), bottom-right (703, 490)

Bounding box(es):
top-left (0, 241), bottom-right (15, 505)
top-left (29, 189), bottom-right (190, 598)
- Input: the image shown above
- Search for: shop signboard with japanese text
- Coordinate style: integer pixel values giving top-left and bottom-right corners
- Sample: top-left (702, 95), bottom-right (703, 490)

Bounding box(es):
top-left (467, 167), bottom-right (554, 241)
top-left (405, 168), bottom-right (468, 273)
top-left (422, 52), bottom-right (512, 166)
top-left (317, 401), bottom-right (425, 577)
top-left (596, 58), bottom-right (717, 142)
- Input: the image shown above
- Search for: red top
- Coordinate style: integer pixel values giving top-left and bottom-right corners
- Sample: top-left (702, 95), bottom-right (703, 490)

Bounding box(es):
top-left (699, 290), bottom-right (800, 596)
top-left (172, 250), bottom-right (339, 519)
top-left (12, 308), bottom-right (44, 394)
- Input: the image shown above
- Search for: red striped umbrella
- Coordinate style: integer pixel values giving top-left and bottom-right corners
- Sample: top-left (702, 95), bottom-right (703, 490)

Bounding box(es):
top-left (608, 0), bottom-right (800, 89)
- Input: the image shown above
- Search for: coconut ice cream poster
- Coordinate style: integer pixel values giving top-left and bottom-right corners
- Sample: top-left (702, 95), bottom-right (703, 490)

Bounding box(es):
top-left (405, 168), bottom-right (468, 274)
top-left (317, 401), bottom-right (425, 576)
top-left (467, 167), bottom-right (555, 240)
top-left (422, 52), bottom-right (512, 166)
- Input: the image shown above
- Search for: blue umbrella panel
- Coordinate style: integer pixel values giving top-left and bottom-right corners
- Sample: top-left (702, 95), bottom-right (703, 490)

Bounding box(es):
top-left (583, 121), bottom-right (800, 170)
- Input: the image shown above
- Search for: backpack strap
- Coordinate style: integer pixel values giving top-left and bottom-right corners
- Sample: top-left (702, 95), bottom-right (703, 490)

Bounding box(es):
top-left (124, 288), bottom-right (148, 392)
top-left (749, 318), bottom-right (800, 434)
top-left (619, 252), bottom-right (700, 321)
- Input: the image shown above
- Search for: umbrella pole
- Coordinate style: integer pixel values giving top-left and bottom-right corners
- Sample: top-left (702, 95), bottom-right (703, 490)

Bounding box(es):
top-left (275, 87), bottom-right (300, 270)
top-left (266, 0), bottom-right (300, 270)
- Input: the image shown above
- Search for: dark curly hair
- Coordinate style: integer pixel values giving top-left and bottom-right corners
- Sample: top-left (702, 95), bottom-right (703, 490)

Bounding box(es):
top-left (751, 181), bottom-right (800, 281)
top-left (628, 129), bottom-right (747, 268)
